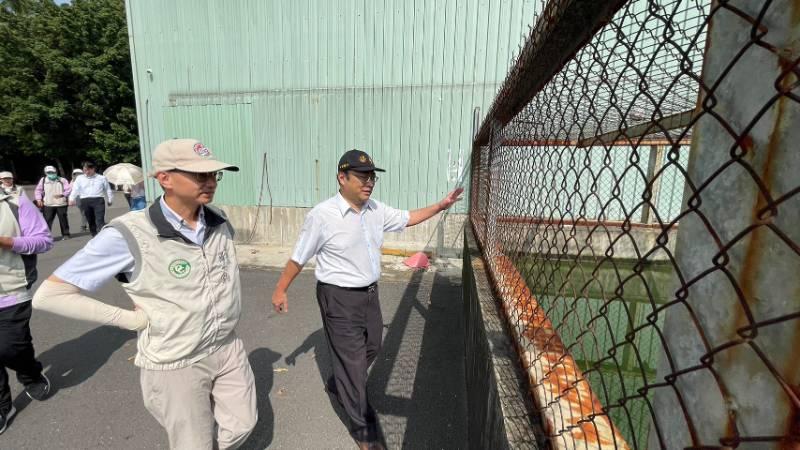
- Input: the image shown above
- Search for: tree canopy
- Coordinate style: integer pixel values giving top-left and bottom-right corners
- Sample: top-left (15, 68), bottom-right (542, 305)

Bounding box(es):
top-left (0, 0), bottom-right (138, 175)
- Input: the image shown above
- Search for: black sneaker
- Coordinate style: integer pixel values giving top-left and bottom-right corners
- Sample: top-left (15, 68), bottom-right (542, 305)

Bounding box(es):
top-left (0, 406), bottom-right (16, 435)
top-left (25, 374), bottom-right (51, 401)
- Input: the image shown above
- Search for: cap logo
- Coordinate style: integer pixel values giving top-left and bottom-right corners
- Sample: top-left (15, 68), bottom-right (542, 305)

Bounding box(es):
top-left (359, 155), bottom-right (367, 163)
top-left (193, 142), bottom-right (212, 158)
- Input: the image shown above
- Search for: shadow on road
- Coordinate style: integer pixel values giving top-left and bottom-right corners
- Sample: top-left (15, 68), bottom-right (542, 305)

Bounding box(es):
top-left (284, 328), bottom-right (354, 437)
top-left (294, 271), bottom-right (467, 449)
top-left (14, 325), bottom-right (134, 414)
top-left (241, 347), bottom-right (281, 450)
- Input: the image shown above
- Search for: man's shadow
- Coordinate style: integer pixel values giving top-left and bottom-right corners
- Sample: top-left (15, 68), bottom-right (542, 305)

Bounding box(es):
top-left (13, 326), bottom-right (134, 414)
top-left (240, 347), bottom-right (281, 450)
top-left (284, 329), bottom-right (355, 437)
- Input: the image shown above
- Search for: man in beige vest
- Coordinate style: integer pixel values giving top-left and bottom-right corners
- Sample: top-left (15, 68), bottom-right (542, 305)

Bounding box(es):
top-left (34, 139), bottom-right (257, 449)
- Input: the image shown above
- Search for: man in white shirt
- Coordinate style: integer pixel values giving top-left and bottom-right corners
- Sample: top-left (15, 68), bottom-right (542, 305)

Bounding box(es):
top-left (68, 161), bottom-right (114, 236)
top-left (271, 149), bottom-right (462, 450)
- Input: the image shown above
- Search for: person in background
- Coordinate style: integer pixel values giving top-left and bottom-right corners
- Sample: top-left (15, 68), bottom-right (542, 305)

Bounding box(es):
top-left (122, 184), bottom-right (132, 208)
top-left (70, 169), bottom-right (88, 232)
top-left (129, 181), bottom-right (146, 211)
top-left (35, 166), bottom-right (72, 240)
top-left (0, 171), bottom-right (25, 198)
top-left (0, 186), bottom-right (54, 435)
top-left (68, 161), bottom-right (113, 236)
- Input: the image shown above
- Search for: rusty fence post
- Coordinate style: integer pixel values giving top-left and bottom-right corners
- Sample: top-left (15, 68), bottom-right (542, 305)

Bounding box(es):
top-left (649, 1), bottom-right (800, 447)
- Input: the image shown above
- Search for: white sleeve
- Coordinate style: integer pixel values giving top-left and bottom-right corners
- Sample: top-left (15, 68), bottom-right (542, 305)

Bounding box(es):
top-left (290, 212), bottom-right (324, 266)
top-left (68, 177), bottom-right (81, 201)
top-left (381, 203), bottom-right (410, 232)
top-left (33, 280), bottom-right (147, 331)
top-left (53, 227), bottom-right (136, 292)
top-left (105, 177), bottom-right (114, 202)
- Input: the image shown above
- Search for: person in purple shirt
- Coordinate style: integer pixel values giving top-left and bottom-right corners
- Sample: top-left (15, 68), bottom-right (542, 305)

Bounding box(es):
top-left (0, 189), bottom-right (54, 434)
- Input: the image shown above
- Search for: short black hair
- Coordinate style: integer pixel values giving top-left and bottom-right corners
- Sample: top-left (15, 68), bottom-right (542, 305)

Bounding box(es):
top-left (82, 161), bottom-right (96, 169)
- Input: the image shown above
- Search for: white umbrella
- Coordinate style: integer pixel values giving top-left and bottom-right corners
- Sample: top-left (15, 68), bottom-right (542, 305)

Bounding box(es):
top-left (103, 163), bottom-right (144, 186)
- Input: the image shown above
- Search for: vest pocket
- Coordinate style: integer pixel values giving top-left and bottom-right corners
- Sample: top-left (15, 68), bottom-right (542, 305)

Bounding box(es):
top-left (147, 314), bottom-right (165, 338)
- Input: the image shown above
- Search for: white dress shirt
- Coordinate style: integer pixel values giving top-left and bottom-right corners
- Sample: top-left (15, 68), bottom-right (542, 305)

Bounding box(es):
top-left (54, 197), bottom-right (207, 292)
top-left (68, 174), bottom-right (114, 203)
top-left (291, 192), bottom-right (409, 287)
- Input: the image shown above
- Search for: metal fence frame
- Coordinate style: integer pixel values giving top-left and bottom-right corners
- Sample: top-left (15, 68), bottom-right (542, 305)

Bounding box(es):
top-left (467, 0), bottom-right (800, 448)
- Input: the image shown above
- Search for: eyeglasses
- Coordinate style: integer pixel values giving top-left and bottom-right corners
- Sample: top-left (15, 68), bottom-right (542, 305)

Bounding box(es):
top-left (170, 170), bottom-right (223, 183)
top-left (349, 171), bottom-right (379, 184)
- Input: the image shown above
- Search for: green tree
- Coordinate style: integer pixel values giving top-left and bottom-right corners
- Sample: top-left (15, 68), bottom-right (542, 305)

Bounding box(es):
top-left (0, 0), bottom-right (138, 172)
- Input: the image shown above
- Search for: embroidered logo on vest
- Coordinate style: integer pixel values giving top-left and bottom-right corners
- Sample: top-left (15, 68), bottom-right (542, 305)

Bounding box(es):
top-left (168, 259), bottom-right (192, 278)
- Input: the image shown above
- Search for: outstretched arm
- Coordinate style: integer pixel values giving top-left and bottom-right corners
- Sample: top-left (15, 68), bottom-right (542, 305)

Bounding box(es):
top-left (407, 187), bottom-right (464, 227)
top-left (271, 260), bottom-right (304, 313)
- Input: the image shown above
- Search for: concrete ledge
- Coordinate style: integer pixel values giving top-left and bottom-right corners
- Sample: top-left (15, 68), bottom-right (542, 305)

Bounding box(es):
top-left (234, 243), bottom-right (464, 281)
top-left (463, 225), bottom-right (545, 449)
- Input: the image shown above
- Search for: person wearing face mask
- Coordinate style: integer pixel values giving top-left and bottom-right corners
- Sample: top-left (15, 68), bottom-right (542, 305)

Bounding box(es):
top-left (35, 166), bottom-right (72, 240)
top-left (0, 171), bottom-right (25, 198)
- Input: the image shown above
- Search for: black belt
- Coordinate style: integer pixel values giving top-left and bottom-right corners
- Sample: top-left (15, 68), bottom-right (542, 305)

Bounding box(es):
top-left (318, 281), bottom-right (377, 292)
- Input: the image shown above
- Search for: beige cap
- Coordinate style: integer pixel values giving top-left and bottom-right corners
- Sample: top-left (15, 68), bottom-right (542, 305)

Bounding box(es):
top-left (151, 139), bottom-right (239, 175)
top-left (0, 171), bottom-right (12, 179)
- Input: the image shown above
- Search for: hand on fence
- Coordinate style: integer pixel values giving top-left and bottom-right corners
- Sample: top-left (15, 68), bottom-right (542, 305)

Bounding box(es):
top-left (438, 187), bottom-right (464, 211)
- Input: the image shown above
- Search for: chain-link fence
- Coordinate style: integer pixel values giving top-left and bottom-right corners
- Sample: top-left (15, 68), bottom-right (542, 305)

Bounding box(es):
top-left (468, 0), bottom-right (799, 448)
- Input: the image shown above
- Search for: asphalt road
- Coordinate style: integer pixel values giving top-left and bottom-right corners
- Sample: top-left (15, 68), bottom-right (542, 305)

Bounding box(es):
top-left (2, 193), bottom-right (468, 449)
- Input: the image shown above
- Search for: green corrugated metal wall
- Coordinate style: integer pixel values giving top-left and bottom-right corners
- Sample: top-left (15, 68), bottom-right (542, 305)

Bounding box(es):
top-left (126, 0), bottom-right (538, 209)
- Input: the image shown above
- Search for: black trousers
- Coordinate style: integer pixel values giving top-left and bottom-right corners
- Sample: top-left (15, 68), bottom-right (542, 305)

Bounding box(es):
top-left (0, 302), bottom-right (44, 414)
top-left (316, 282), bottom-right (383, 443)
top-left (79, 197), bottom-right (106, 236)
top-left (43, 205), bottom-right (70, 237)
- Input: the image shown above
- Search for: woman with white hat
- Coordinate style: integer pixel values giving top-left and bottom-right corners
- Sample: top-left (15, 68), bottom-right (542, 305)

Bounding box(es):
top-left (0, 171), bottom-right (24, 198)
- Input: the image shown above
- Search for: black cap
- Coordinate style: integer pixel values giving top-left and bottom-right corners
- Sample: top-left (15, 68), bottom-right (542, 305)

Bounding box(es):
top-left (338, 149), bottom-right (385, 173)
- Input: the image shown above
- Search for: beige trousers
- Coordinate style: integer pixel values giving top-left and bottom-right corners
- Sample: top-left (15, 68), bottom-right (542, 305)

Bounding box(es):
top-left (140, 335), bottom-right (258, 450)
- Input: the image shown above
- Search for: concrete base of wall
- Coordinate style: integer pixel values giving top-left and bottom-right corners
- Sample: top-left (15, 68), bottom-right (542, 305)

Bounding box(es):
top-left (218, 205), bottom-right (468, 257)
